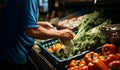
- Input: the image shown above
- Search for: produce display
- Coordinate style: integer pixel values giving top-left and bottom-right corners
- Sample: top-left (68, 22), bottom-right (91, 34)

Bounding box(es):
top-left (73, 11), bottom-right (111, 51)
top-left (47, 10), bottom-right (111, 60)
top-left (47, 43), bottom-right (63, 53)
top-left (38, 10), bottom-right (120, 70)
top-left (56, 15), bottom-right (87, 30)
top-left (67, 44), bottom-right (120, 70)
top-left (100, 23), bottom-right (120, 44)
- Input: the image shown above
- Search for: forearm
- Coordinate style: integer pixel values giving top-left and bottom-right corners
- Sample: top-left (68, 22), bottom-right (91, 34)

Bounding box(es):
top-left (36, 26), bottom-right (61, 39)
top-left (38, 21), bottom-right (54, 29)
top-left (26, 26), bottom-right (61, 40)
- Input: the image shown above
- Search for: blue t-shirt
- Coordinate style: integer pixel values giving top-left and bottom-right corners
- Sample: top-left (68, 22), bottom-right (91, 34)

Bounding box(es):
top-left (0, 0), bottom-right (39, 64)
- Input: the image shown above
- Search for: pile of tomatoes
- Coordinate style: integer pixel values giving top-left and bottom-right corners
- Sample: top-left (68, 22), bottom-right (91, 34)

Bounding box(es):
top-left (68, 44), bottom-right (120, 70)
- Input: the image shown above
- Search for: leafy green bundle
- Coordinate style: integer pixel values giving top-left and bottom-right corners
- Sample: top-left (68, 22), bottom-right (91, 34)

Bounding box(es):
top-left (54, 11), bottom-right (111, 59)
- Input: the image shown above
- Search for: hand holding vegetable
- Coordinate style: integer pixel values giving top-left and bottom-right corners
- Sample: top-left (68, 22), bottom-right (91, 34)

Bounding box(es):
top-left (59, 29), bottom-right (75, 41)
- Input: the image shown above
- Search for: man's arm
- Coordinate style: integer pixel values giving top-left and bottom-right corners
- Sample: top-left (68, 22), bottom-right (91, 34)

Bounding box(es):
top-left (25, 25), bottom-right (74, 40)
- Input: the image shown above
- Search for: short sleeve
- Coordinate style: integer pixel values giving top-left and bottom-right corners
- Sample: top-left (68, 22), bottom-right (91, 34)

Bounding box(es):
top-left (21, 0), bottom-right (39, 28)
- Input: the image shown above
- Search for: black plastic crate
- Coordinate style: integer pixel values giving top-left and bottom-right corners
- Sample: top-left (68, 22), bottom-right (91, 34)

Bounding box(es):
top-left (38, 38), bottom-right (90, 70)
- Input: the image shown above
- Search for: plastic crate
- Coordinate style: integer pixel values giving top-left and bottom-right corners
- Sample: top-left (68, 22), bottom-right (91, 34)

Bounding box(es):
top-left (38, 38), bottom-right (90, 70)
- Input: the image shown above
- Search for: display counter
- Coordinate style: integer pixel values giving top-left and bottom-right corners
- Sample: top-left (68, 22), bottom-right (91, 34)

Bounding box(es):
top-left (29, 4), bottom-right (120, 70)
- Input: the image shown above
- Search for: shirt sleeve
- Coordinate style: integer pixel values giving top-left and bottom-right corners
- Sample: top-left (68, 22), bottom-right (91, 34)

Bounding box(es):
top-left (21, 0), bottom-right (39, 28)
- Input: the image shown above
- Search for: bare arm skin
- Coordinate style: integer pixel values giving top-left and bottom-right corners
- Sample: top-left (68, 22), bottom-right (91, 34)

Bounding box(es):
top-left (25, 22), bottom-right (74, 41)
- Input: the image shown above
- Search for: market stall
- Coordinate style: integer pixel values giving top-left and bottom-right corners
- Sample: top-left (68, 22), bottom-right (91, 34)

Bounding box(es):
top-left (30, 0), bottom-right (120, 70)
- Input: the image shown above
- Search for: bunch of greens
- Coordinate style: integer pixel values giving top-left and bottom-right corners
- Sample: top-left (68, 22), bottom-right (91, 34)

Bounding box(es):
top-left (53, 11), bottom-right (111, 59)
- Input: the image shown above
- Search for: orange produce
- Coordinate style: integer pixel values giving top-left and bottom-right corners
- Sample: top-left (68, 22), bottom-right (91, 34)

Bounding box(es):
top-left (101, 44), bottom-right (116, 55)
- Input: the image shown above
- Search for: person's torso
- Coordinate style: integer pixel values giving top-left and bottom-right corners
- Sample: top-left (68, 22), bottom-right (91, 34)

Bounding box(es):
top-left (0, 0), bottom-right (39, 64)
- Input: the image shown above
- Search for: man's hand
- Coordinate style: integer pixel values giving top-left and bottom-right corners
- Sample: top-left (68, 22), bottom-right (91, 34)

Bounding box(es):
top-left (58, 29), bottom-right (75, 41)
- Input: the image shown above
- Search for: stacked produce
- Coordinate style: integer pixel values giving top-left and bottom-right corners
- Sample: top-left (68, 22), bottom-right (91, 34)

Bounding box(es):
top-left (56, 15), bottom-right (87, 30)
top-left (67, 44), bottom-right (120, 70)
top-left (73, 11), bottom-right (111, 52)
top-left (47, 10), bottom-right (111, 60)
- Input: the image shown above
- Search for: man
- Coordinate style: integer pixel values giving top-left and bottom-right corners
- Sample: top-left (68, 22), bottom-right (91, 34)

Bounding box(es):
top-left (0, 0), bottom-right (74, 70)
